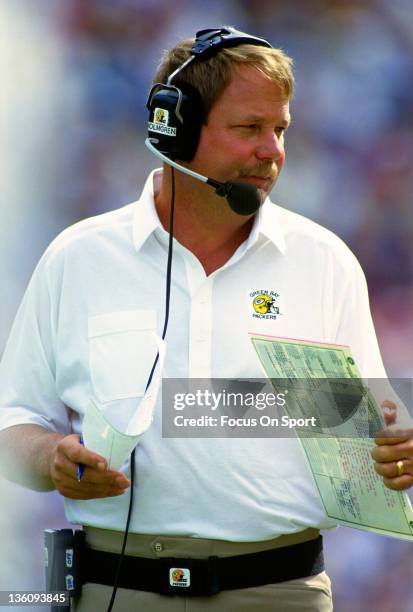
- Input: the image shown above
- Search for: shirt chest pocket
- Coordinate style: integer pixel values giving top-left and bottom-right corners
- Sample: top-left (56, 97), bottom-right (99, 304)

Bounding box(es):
top-left (88, 310), bottom-right (158, 403)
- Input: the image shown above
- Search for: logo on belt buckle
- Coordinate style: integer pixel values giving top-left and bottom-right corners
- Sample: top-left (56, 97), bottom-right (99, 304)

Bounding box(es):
top-left (169, 567), bottom-right (191, 587)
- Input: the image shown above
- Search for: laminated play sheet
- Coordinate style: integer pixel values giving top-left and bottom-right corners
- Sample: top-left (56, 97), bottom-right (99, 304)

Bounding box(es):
top-left (250, 333), bottom-right (413, 541)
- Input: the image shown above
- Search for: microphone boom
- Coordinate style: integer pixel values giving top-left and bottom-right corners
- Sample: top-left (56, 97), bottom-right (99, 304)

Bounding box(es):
top-left (145, 138), bottom-right (261, 215)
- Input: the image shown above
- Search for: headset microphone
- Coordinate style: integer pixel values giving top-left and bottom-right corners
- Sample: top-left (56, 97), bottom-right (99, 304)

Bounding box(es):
top-left (145, 137), bottom-right (262, 216)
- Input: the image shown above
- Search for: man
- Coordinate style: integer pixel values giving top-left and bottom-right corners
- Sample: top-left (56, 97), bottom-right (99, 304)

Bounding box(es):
top-left (0, 26), bottom-right (412, 612)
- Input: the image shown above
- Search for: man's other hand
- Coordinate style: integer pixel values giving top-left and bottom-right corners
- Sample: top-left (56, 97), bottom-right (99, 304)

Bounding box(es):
top-left (371, 400), bottom-right (413, 491)
top-left (50, 434), bottom-right (131, 499)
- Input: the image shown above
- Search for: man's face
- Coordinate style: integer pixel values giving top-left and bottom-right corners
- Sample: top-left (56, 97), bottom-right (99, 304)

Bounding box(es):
top-left (189, 64), bottom-right (291, 202)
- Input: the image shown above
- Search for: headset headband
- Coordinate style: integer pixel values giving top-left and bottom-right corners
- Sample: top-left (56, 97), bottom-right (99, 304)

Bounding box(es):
top-left (164, 26), bottom-right (273, 86)
top-left (191, 27), bottom-right (272, 57)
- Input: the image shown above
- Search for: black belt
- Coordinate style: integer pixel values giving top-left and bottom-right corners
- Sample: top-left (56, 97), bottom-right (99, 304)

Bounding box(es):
top-left (83, 535), bottom-right (324, 597)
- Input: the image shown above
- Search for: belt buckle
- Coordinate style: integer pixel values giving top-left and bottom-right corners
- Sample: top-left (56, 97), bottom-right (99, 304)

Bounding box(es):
top-left (159, 556), bottom-right (220, 596)
top-left (160, 557), bottom-right (192, 596)
top-left (169, 565), bottom-right (191, 589)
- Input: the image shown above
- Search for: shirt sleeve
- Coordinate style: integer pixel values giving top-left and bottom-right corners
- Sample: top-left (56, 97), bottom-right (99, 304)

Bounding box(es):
top-left (331, 251), bottom-right (411, 425)
top-left (332, 253), bottom-right (386, 377)
top-left (0, 251), bottom-right (70, 434)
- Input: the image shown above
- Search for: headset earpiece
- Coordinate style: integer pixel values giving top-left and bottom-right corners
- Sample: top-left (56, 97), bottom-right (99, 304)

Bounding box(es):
top-left (147, 82), bottom-right (204, 161)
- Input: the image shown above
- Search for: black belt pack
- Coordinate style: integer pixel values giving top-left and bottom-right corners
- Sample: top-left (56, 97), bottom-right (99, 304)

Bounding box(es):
top-left (83, 535), bottom-right (324, 597)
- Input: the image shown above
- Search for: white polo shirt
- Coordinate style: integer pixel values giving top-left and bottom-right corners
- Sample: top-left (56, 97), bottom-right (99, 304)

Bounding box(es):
top-left (0, 169), bottom-right (387, 540)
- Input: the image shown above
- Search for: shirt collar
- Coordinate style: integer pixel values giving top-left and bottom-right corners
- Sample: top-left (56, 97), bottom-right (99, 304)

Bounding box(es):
top-left (132, 169), bottom-right (286, 255)
top-left (132, 169), bottom-right (164, 251)
top-left (243, 197), bottom-right (286, 255)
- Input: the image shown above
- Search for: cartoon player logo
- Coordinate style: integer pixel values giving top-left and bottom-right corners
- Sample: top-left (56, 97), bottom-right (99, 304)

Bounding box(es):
top-left (172, 569), bottom-right (185, 582)
top-left (154, 108), bottom-right (168, 124)
top-left (253, 294), bottom-right (274, 314)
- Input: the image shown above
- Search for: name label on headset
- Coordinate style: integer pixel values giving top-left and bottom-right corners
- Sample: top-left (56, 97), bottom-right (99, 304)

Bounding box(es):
top-left (149, 107), bottom-right (177, 137)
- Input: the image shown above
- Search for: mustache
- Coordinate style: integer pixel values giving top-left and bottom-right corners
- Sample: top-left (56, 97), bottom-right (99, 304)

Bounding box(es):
top-left (238, 165), bottom-right (277, 180)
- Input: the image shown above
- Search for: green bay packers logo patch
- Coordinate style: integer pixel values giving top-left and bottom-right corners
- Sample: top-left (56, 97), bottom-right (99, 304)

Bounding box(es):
top-left (250, 290), bottom-right (280, 320)
top-left (148, 107), bottom-right (177, 136)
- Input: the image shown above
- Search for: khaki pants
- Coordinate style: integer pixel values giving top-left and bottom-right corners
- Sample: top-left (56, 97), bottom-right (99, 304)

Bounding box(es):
top-left (73, 528), bottom-right (333, 612)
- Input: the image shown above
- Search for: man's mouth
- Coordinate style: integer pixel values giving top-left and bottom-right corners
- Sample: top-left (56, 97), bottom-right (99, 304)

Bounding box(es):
top-left (239, 175), bottom-right (273, 190)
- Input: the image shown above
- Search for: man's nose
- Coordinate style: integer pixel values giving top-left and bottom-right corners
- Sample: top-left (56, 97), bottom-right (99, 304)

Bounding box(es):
top-left (255, 130), bottom-right (284, 162)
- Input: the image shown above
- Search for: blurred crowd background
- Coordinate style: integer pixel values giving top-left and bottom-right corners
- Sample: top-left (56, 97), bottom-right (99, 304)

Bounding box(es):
top-left (1, 1), bottom-right (412, 610)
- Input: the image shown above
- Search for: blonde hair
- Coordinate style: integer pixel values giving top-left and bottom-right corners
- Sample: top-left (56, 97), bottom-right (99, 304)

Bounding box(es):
top-left (153, 37), bottom-right (294, 120)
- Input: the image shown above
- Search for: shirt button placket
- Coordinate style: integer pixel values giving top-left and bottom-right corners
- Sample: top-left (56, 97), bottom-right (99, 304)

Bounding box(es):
top-left (189, 283), bottom-right (213, 378)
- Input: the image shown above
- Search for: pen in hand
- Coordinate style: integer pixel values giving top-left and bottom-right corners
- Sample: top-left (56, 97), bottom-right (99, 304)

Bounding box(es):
top-left (77, 435), bottom-right (85, 481)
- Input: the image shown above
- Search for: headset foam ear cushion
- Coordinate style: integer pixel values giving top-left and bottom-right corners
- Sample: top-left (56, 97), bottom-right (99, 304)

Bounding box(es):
top-left (147, 83), bottom-right (204, 162)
